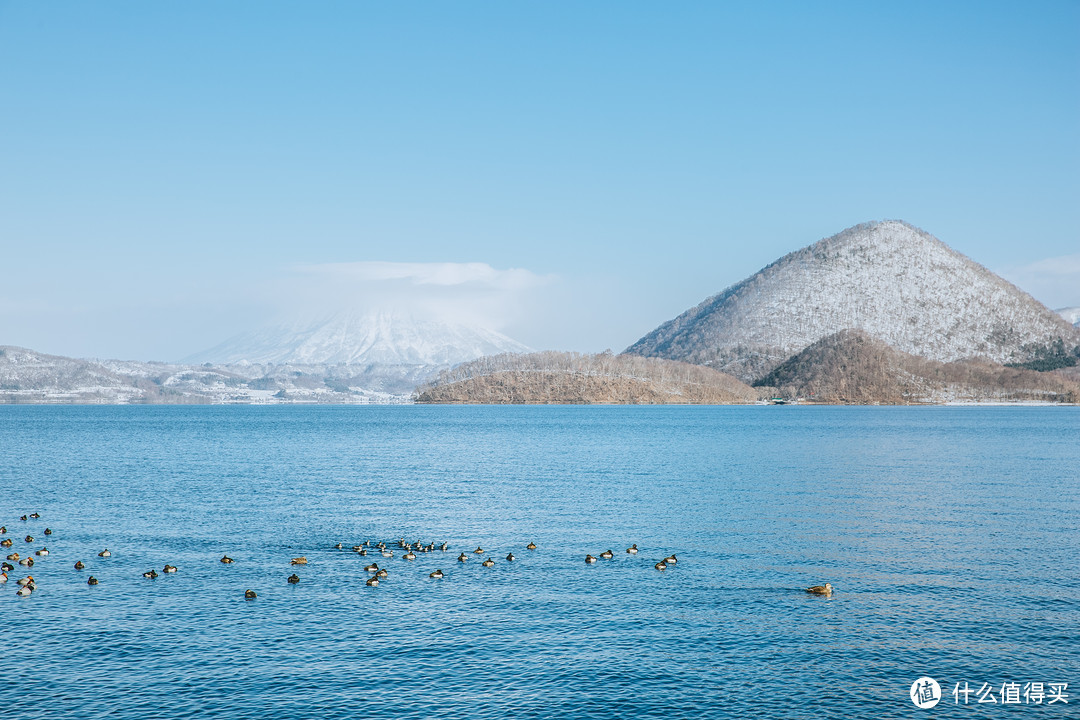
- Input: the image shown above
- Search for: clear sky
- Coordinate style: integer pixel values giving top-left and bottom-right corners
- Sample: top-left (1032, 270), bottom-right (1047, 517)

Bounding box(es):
top-left (1, 1), bottom-right (1077, 361)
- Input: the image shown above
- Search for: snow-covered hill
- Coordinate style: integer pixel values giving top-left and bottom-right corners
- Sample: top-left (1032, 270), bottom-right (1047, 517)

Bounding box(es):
top-left (1057, 307), bottom-right (1080, 327)
top-left (183, 310), bottom-right (531, 366)
top-left (626, 221), bottom-right (1080, 382)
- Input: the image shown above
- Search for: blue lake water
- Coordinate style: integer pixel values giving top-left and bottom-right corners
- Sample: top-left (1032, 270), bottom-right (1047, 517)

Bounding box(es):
top-left (1, 405), bottom-right (1077, 718)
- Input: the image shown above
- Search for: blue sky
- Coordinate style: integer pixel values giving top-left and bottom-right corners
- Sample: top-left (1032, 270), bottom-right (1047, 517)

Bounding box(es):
top-left (1, 1), bottom-right (1077, 360)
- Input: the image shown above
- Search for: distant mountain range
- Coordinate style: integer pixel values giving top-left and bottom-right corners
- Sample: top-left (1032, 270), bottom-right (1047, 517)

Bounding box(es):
top-left (1058, 307), bottom-right (1080, 328)
top-left (184, 310), bottom-right (530, 366)
top-left (626, 221), bottom-right (1080, 383)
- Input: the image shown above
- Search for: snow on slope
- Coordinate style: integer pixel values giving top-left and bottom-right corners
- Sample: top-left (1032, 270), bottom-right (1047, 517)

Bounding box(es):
top-left (1057, 307), bottom-right (1080, 327)
top-left (183, 309), bottom-right (531, 366)
top-left (627, 221), bottom-right (1080, 382)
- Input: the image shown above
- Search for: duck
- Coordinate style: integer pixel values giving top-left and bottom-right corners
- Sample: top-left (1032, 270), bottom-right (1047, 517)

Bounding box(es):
top-left (506, 553), bottom-right (516, 562)
top-left (99, 549), bottom-right (112, 557)
top-left (19, 557), bottom-right (33, 567)
top-left (380, 550), bottom-right (394, 558)
top-left (806, 583), bottom-right (833, 596)
top-left (0, 526), bottom-right (5, 534)
top-left (376, 568), bottom-right (388, 578)
top-left (287, 574), bottom-right (300, 584)
top-left (429, 569), bottom-right (444, 579)
top-left (473, 547), bottom-right (484, 554)
top-left (16, 585), bottom-right (32, 597)
top-left (74, 561), bottom-right (85, 570)
top-left (1, 562), bottom-right (12, 572)
top-left (334, 543), bottom-right (343, 549)
top-left (19, 515), bottom-right (27, 521)
top-left (24, 536), bottom-right (33, 543)
top-left (44, 528), bottom-right (52, 536)
top-left (35, 548), bottom-right (49, 556)
top-left (481, 558), bottom-right (495, 567)
top-left (163, 565), bottom-right (177, 573)
top-left (0, 572), bottom-right (5, 583)
top-left (457, 553), bottom-right (468, 562)
top-left (600, 550), bottom-right (614, 560)
top-left (0, 539), bottom-right (12, 547)
top-left (220, 555), bottom-right (234, 564)
top-left (364, 563), bottom-right (379, 573)
top-left (142, 569), bottom-right (158, 579)
top-left (244, 589), bottom-right (257, 599)
top-left (654, 561), bottom-right (667, 571)
top-left (526, 542), bottom-right (537, 550)
top-left (29, 513), bottom-right (40, 519)
top-left (16, 575), bottom-right (33, 587)
top-left (6, 552), bottom-right (18, 561)
top-left (403, 552), bottom-right (416, 561)
top-left (664, 554), bottom-right (677, 565)
top-left (290, 557), bottom-right (307, 565)
top-left (358, 549), bottom-right (368, 556)
top-left (366, 577), bottom-right (379, 587)
top-left (585, 554), bottom-right (597, 564)
top-left (626, 544), bottom-right (638, 554)
top-left (87, 576), bottom-right (99, 585)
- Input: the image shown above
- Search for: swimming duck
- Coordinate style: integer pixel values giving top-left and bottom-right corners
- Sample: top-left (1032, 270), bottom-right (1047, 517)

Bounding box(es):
top-left (334, 543), bottom-right (343, 549)
top-left (290, 557), bottom-right (307, 565)
top-left (19, 515), bottom-right (27, 521)
top-left (439, 542), bottom-right (448, 551)
top-left (381, 550), bottom-right (394, 558)
top-left (24, 536), bottom-right (33, 543)
top-left (142, 569), bottom-right (158, 579)
top-left (366, 577), bottom-right (379, 587)
top-left (244, 589), bottom-right (257, 599)
top-left (626, 544), bottom-right (638, 554)
top-left (654, 561), bottom-right (667, 571)
top-left (74, 561), bottom-right (85, 570)
top-left (358, 549), bottom-right (368, 556)
top-left (1, 562), bottom-right (12, 572)
top-left (0, 539), bottom-right (12, 547)
top-left (526, 542), bottom-right (537, 550)
top-left (403, 552), bottom-right (416, 561)
top-left (19, 557), bottom-right (33, 567)
top-left (585, 554), bottom-right (597, 564)
top-left (0, 526), bottom-right (5, 534)
top-left (44, 528), bottom-right (52, 536)
top-left (16, 585), bottom-right (32, 597)
top-left (16, 575), bottom-right (32, 587)
top-left (29, 513), bottom-right (40, 519)
top-left (35, 548), bottom-right (48, 556)
top-left (473, 547), bottom-right (484, 554)
top-left (664, 554), bottom-right (677, 565)
top-left (0, 572), bottom-right (5, 583)
top-left (364, 563), bottom-right (379, 572)
top-left (457, 553), bottom-right (468, 562)
top-left (287, 574), bottom-right (300, 584)
top-left (163, 565), bottom-right (177, 573)
top-left (220, 555), bottom-right (234, 564)
top-left (6, 552), bottom-right (18, 561)
top-left (806, 583), bottom-right (833, 596)
top-left (376, 568), bottom-right (388, 578)
top-left (600, 550), bottom-right (614, 560)
top-left (87, 576), bottom-right (99, 585)
top-left (481, 558), bottom-right (495, 567)
top-left (429, 569), bottom-right (444, 578)
top-left (99, 549), bottom-right (112, 558)
top-left (506, 553), bottom-right (516, 562)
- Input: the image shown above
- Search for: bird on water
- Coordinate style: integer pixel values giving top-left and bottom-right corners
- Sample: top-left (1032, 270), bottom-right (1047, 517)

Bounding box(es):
top-left (806, 583), bottom-right (833, 596)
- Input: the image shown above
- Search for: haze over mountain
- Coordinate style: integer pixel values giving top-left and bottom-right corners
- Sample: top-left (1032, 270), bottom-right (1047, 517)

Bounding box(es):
top-left (1057, 307), bottom-right (1080, 328)
top-left (626, 221), bottom-right (1080, 382)
top-left (184, 309), bottom-right (531, 366)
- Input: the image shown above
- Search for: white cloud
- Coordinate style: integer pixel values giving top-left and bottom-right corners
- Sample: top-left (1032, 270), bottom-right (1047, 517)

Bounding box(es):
top-left (1000, 253), bottom-right (1080, 310)
top-left (274, 261), bottom-right (556, 331)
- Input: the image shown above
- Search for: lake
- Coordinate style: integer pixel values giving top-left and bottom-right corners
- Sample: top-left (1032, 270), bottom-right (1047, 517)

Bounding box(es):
top-left (1, 405), bottom-right (1077, 718)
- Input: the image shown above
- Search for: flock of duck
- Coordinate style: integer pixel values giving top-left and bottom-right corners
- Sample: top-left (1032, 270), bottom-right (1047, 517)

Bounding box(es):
top-left (2, 514), bottom-right (835, 599)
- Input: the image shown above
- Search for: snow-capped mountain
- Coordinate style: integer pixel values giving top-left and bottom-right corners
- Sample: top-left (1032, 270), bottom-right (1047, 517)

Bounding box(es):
top-left (1057, 307), bottom-right (1080, 328)
top-left (626, 220), bottom-right (1080, 382)
top-left (183, 309), bottom-right (531, 366)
